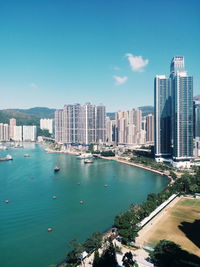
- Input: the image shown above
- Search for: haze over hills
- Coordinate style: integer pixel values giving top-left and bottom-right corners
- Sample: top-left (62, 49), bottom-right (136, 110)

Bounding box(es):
top-left (0, 96), bottom-right (198, 125)
top-left (0, 107), bottom-right (55, 126)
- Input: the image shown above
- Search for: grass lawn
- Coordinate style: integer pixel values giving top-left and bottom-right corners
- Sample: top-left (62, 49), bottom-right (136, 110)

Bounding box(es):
top-left (145, 198), bottom-right (200, 256)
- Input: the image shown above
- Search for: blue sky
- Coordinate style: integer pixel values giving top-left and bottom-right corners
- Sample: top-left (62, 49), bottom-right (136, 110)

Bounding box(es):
top-left (0, 0), bottom-right (199, 111)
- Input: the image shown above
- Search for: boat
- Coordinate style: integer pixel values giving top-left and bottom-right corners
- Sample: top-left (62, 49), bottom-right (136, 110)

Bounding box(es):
top-left (6, 154), bottom-right (13, 160)
top-left (77, 153), bottom-right (93, 159)
top-left (0, 146), bottom-right (8, 150)
top-left (54, 166), bottom-right (60, 172)
top-left (80, 200), bottom-right (84, 204)
top-left (5, 200), bottom-right (9, 204)
top-left (84, 159), bottom-right (94, 164)
top-left (24, 154), bottom-right (30, 157)
top-left (104, 184), bottom-right (109, 187)
top-left (14, 143), bottom-right (24, 148)
top-left (48, 228), bottom-right (53, 232)
top-left (52, 196), bottom-right (57, 199)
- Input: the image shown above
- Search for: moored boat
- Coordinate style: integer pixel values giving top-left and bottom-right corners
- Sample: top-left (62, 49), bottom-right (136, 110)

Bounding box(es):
top-left (6, 154), bottom-right (13, 160)
top-left (24, 154), bottom-right (30, 157)
top-left (77, 153), bottom-right (93, 159)
top-left (84, 159), bottom-right (94, 164)
top-left (54, 166), bottom-right (60, 172)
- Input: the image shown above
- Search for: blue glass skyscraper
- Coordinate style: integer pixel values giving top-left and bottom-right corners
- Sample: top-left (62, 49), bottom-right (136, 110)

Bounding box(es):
top-left (154, 56), bottom-right (193, 167)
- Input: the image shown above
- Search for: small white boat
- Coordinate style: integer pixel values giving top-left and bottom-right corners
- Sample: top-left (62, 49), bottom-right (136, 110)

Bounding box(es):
top-left (77, 153), bottom-right (93, 159)
top-left (54, 166), bottom-right (60, 172)
top-left (84, 159), bottom-right (94, 164)
top-left (24, 154), bottom-right (30, 157)
top-left (6, 154), bottom-right (13, 160)
top-left (80, 200), bottom-right (84, 204)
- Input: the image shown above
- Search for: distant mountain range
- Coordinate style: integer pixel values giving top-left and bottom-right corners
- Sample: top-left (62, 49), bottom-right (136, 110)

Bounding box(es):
top-left (0, 97), bottom-right (199, 125)
top-left (194, 95), bottom-right (200, 101)
top-left (0, 107), bottom-right (55, 126)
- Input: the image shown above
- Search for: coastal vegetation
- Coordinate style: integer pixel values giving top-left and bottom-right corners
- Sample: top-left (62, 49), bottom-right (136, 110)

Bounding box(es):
top-left (114, 169), bottom-right (200, 245)
top-left (129, 156), bottom-right (172, 172)
top-left (149, 240), bottom-right (200, 267)
top-left (61, 168), bottom-right (200, 266)
top-left (100, 151), bottom-right (115, 157)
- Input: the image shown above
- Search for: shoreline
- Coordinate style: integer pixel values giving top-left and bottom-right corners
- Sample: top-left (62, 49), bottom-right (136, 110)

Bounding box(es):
top-left (44, 147), bottom-right (173, 184)
top-left (96, 155), bottom-right (173, 184)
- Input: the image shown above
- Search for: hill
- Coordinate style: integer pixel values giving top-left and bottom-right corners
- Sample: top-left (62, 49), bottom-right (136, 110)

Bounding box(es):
top-left (138, 106), bottom-right (154, 117)
top-left (0, 107), bottom-right (55, 126)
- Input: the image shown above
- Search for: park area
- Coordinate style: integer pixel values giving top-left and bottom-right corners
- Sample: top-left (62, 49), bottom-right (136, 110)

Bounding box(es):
top-left (136, 197), bottom-right (200, 256)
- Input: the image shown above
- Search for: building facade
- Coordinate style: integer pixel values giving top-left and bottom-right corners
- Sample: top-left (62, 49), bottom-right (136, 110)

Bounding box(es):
top-left (154, 75), bottom-right (171, 159)
top-left (9, 118), bottom-right (16, 140)
top-left (40, 119), bottom-right (54, 134)
top-left (13, 126), bottom-right (23, 141)
top-left (115, 109), bottom-right (144, 146)
top-left (55, 103), bottom-right (106, 145)
top-left (0, 123), bottom-right (10, 141)
top-left (146, 114), bottom-right (154, 143)
top-left (154, 56), bottom-right (194, 167)
top-left (23, 126), bottom-right (37, 141)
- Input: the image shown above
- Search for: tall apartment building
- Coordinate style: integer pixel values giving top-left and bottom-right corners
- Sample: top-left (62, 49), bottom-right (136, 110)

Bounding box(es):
top-left (106, 117), bottom-right (116, 143)
top-left (154, 56), bottom-right (193, 167)
top-left (172, 71), bottom-right (193, 162)
top-left (23, 126), bottom-right (37, 141)
top-left (40, 119), bottom-right (54, 134)
top-left (55, 103), bottom-right (106, 145)
top-left (115, 109), bottom-right (143, 145)
top-left (9, 118), bottom-right (16, 140)
top-left (154, 75), bottom-right (171, 159)
top-left (13, 126), bottom-right (23, 141)
top-left (194, 101), bottom-right (200, 138)
top-left (0, 123), bottom-right (10, 141)
top-left (146, 114), bottom-right (154, 143)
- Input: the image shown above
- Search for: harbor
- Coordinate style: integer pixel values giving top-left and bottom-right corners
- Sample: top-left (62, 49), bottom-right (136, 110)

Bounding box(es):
top-left (0, 145), bottom-right (168, 267)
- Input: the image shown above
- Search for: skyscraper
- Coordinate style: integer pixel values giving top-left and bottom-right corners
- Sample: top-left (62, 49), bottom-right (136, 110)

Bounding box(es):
top-left (172, 70), bottom-right (193, 163)
top-left (154, 75), bottom-right (171, 160)
top-left (146, 114), bottom-right (154, 143)
top-left (55, 103), bottom-right (106, 145)
top-left (9, 118), bottom-right (16, 140)
top-left (154, 57), bottom-right (193, 167)
top-left (194, 101), bottom-right (200, 138)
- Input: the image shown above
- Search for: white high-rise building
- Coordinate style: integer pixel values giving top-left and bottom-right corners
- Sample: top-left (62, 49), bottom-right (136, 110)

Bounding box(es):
top-left (40, 119), bottom-right (54, 134)
top-left (23, 126), bottom-right (37, 141)
top-left (0, 123), bottom-right (10, 141)
top-left (55, 103), bottom-right (106, 145)
top-left (9, 118), bottom-right (16, 139)
top-left (115, 109), bottom-right (143, 145)
top-left (13, 126), bottom-right (23, 141)
top-left (3, 124), bottom-right (9, 141)
top-left (146, 114), bottom-right (154, 143)
top-left (0, 123), bottom-right (4, 141)
top-left (106, 117), bottom-right (116, 144)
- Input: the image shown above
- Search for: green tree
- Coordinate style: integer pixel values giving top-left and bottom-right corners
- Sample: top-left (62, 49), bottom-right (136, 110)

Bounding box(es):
top-left (122, 251), bottom-right (136, 267)
top-left (65, 238), bottom-right (83, 266)
top-left (93, 250), bottom-right (100, 267)
top-left (149, 240), bottom-right (182, 267)
top-left (170, 171), bottom-right (177, 180)
top-left (114, 211), bottom-right (139, 244)
top-left (84, 232), bottom-right (103, 253)
top-left (99, 241), bottom-right (117, 267)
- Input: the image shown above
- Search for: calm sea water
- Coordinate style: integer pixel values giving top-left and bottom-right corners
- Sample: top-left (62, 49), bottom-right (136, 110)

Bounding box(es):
top-left (0, 144), bottom-right (168, 267)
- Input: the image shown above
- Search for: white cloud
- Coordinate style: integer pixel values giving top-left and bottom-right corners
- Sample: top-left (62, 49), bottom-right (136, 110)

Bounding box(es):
top-left (125, 53), bottom-right (149, 72)
top-left (29, 83), bottom-right (38, 89)
top-left (113, 75), bottom-right (128, 86)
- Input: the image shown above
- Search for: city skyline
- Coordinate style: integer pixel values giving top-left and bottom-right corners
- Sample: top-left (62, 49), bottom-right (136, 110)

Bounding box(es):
top-left (0, 0), bottom-right (199, 111)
